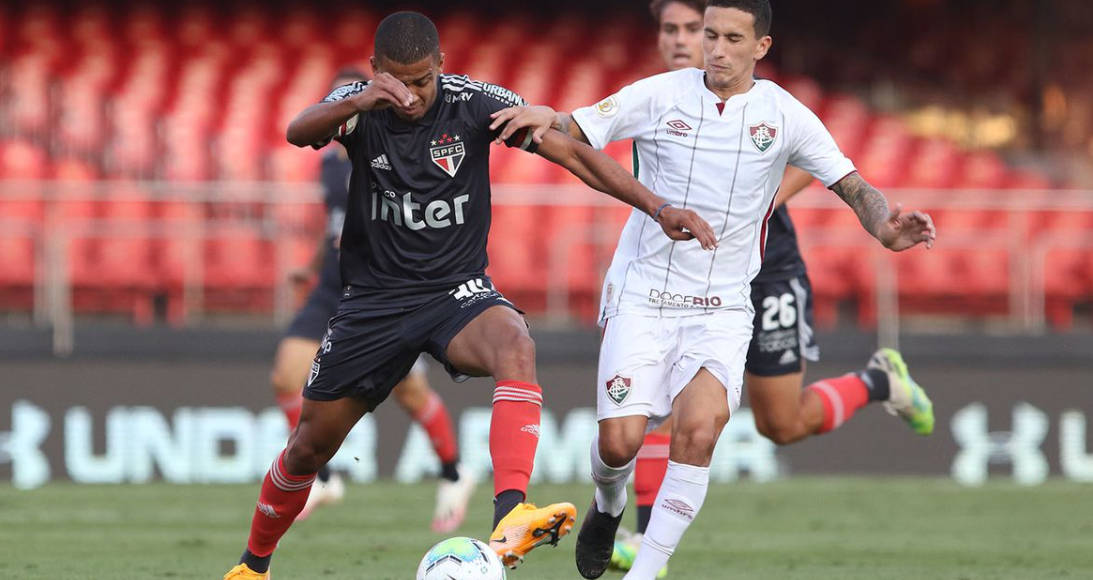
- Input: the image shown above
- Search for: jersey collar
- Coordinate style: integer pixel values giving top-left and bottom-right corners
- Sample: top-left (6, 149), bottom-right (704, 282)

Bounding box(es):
top-left (696, 71), bottom-right (761, 110)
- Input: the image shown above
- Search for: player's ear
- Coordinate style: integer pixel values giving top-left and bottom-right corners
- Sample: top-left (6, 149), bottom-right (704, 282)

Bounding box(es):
top-left (436, 52), bottom-right (445, 74)
top-left (369, 55), bottom-right (379, 76)
top-left (755, 35), bottom-right (772, 61)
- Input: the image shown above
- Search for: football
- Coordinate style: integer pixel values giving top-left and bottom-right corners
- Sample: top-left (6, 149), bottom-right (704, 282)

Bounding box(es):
top-left (416, 537), bottom-right (506, 580)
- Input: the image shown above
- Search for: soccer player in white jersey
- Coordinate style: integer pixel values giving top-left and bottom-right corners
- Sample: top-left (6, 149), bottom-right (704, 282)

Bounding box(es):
top-left (490, 1), bottom-right (937, 578)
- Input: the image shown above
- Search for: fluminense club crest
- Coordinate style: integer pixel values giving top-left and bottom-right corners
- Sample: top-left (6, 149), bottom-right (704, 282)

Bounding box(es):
top-left (749, 122), bottom-right (778, 153)
top-left (430, 133), bottom-right (465, 177)
top-left (606, 374), bottom-right (632, 406)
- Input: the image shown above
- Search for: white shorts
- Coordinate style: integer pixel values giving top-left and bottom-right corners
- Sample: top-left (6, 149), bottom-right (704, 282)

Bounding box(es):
top-left (596, 310), bottom-right (752, 428)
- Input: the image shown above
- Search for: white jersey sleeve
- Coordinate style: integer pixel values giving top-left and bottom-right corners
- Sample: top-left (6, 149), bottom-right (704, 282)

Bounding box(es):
top-left (786, 103), bottom-right (856, 188)
top-left (570, 80), bottom-right (656, 151)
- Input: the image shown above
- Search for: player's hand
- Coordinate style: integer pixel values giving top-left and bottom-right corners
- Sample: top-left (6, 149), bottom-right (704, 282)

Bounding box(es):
top-left (877, 203), bottom-right (937, 251)
top-left (656, 205), bottom-right (719, 250)
top-left (489, 106), bottom-right (557, 145)
top-left (287, 266), bottom-right (315, 288)
top-left (354, 73), bottom-right (414, 112)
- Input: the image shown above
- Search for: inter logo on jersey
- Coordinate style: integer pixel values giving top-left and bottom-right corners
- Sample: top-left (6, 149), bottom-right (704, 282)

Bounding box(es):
top-left (606, 374), bottom-right (632, 406)
top-left (430, 133), bottom-right (465, 177)
top-left (749, 122), bottom-right (779, 153)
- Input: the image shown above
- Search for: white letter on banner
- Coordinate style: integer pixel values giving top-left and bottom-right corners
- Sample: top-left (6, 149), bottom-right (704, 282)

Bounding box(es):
top-left (126, 407), bottom-right (194, 483)
top-left (951, 402), bottom-right (1048, 487)
top-left (709, 408), bottom-right (781, 483)
top-left (532, 408), bottom-right (598, 484)
top-left (394, 424), bottom-right (437, 483)
top-left (459, 408), bottom-right (494, 482)
top-left (1060, 410), bottom-right (1093, 482)
top-left (65, 407), bottom-right (127, 484)
top-left (194, 408), bottom-right (254, 483)
top-left (9, 401), bottom-right (52, 489)
top-left (329, 414), bottom-right (376, 483)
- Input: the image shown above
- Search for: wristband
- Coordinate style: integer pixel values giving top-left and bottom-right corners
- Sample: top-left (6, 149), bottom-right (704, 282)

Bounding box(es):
top-left (653, 202), bottom-right (671, 223)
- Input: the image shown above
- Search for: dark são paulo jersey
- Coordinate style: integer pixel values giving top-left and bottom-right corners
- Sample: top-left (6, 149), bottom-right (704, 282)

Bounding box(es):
top-left (753, 205), bottom-right (807, 283)
top-left (314, 75), bottom-right (535, 306)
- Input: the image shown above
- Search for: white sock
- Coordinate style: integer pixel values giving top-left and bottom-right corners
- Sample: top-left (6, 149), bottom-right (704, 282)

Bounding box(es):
top-left (590, 436), bottom-right (635, 518)
top-left (623, 461), bottom-right (709, 580)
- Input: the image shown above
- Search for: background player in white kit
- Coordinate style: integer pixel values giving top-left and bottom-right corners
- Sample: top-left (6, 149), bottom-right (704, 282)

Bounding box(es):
top-left (491, 1), bottom-right (937, 578)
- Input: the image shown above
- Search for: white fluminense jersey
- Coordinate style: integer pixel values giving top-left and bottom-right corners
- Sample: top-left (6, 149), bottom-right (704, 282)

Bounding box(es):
top-left (572, 68), bottom-right (856, 320)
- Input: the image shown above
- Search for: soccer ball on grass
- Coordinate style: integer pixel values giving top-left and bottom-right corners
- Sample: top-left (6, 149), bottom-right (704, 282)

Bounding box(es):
top-left (416, 537), bottom-right (506, 580)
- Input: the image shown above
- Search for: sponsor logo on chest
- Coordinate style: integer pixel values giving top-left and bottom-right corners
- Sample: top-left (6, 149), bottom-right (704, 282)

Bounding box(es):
top-left (430, 133), bottom-right (465, 177)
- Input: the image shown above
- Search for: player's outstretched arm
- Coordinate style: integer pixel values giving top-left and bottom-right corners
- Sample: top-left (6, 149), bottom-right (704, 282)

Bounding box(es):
top-left (831, 172), bottom-right (937, 251)
top-left (535, 129), bottom-right (717, 250)
top-left (286, 74), bottom-right (414, 148)
top-left (489, 107), bottom-right (590, 146)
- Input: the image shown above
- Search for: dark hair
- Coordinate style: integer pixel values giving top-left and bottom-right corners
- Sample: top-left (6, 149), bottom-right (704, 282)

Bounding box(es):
top-left (706, 0), bottom-right (772, 37)
top-left (332, 67), bottom-right (369, 84)
top-left (649, 0), bottom-right (706, 26)
top-left (374, 11), bottom-right (440, 65)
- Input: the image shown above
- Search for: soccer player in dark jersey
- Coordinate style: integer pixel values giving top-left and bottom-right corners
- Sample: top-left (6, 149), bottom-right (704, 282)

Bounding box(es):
top-left (223, 11), bottom-right (717, 580)
top-left (270, 68), bottom-right (477, 532)
top-left (490, 1), bottom-right (936, 577)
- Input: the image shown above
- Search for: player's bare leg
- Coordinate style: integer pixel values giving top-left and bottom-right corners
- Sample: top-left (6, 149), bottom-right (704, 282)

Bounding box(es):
top-left (225, 396), bottom-right (371, 579)
top-left (391, 368), bottom-right (475, 533)
top-left (268, 337), bottom-right (348, 521)
top-left (610, 417), bottom-right (670, 575)
top-left (446, 305), bottom-right (576, 568)
top-left (576, 414), bottom-right (646, 578)
top-left (747, 368), bottom-right (822, 444)
top-left (622, 369), bottom-right (729, 580)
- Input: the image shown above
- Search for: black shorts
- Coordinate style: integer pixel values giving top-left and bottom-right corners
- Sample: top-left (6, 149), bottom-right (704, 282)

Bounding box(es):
top-left (303, 276), bottom-right (521, 408)
top-left (745, 274), bottom-right (819, 377)
top-left (284, 273), bottom-right (341, 341)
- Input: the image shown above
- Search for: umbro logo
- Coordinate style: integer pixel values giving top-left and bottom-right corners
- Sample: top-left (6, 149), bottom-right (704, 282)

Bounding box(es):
top-left (371, 154), bottom-right (392, 170)
top-left (666, 119), bottom-right (692, 137)
top-left (661, 499), bottom-right (695, 520)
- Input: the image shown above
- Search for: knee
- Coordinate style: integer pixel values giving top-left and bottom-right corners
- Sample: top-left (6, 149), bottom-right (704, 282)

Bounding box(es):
top-left (756, 421), bottom-right (800, 446)
top-left (598, 425), bottom-right (643, 467)
top-left (496, 329), bottom-right (536, 377)
top-left (284, 430), bottom-right (337, 474)
top-left (269, 364), bottom-right (296, 395)
top-left (671, 423), bottom-right (724, 464)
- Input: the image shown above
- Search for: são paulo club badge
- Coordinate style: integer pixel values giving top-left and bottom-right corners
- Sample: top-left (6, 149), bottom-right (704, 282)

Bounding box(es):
top-left (430, 133), bottom-right (465, 177)
top-left (606, 374), bottom-right (632, 406)
top-left (749, 122), bottom-right (779, 153)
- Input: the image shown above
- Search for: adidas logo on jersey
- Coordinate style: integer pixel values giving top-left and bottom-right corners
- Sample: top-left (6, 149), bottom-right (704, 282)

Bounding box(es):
top-left (371, 154), bottom-right (392, 170)
top-left (779, 349), bottom-right (799, 366)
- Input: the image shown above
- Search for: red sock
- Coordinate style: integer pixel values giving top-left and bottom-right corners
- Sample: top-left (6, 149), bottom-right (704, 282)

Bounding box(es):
top-left (490, 380), bottom-right (542, 496)
top-left (276, 393), bottom-right (302, 432)
top-left (413, 390), bottom-right (458, 464)
top-left (634, 432), bottom-right (670, 507)
top-left (807, 373), bottom-right (870, 433)
top-left (246, 450), bottom-right (316, 557)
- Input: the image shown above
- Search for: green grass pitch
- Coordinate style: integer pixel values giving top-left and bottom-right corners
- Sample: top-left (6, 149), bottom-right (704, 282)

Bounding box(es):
top-left (1, 478), bottom-right (1090, 579)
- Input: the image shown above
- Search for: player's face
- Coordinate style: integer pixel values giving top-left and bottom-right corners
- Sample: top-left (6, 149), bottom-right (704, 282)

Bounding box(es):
top-left (371, 53), bottom-right (445, 121)
top-left (657, 2), bottom-right (704, 71)
top-left (702, 7), bottom-right (771, 91)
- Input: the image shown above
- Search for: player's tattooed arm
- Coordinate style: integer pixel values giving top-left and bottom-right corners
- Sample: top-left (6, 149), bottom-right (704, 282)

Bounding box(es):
top-left (489, 107), bottom-right (590, 146)
top-left (286, 74), bottom-right (414, 148)
top-left (535, 130), bottom-right (718, 250)
top-left (831, 172), bottom-right (937, 251)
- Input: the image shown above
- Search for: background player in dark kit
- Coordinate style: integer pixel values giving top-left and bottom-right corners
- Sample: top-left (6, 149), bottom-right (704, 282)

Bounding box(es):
top-left (269, 68), bottom-right (476, 532)
top-left (223, 10), bottom-right (717, 579)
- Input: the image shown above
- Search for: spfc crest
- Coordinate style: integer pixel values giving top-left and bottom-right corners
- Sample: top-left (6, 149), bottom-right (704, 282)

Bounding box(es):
top-left (749, 122), bottom-right (778, 153)
top-left (606, 374), bottom-right (632, 406)
top-left (430, 133), bottom-right (465, 177)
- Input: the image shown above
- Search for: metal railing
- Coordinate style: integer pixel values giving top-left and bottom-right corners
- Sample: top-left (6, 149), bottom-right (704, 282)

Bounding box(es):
top-left (1, 181), bottom-right (1091, 354)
